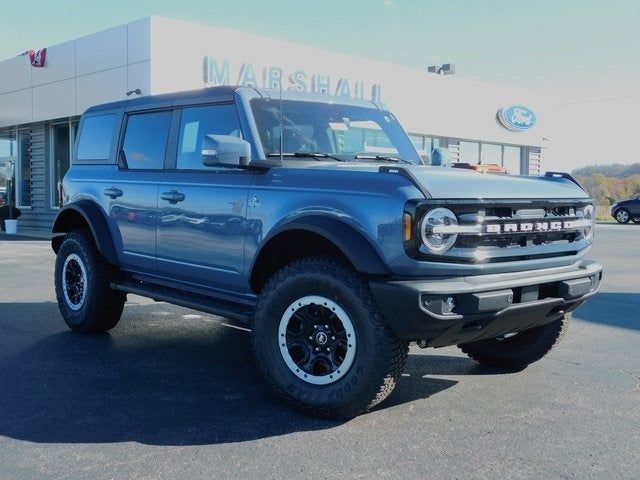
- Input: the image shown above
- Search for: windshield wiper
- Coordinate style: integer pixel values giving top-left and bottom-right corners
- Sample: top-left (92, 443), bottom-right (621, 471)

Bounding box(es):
top-left (354, 154), bottom-right (413, 164)
top-left (267, 152), bottom-right (347, 162)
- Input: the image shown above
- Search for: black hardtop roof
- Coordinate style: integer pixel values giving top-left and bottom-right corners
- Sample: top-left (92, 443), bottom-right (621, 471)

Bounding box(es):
top-left (83, 85), bottom-right (381, 115)
top-left (85, 85), bottom-right (242, 114)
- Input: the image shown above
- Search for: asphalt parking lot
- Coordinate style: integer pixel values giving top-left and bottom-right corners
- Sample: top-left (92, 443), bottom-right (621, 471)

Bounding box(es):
top-left (0, 223), bottom-right (638, 480)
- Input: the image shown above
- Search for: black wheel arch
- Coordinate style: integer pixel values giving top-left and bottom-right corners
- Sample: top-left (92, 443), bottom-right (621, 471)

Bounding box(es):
top-left (249, 216), bottom-right (390, 292)
top-left (52, 200), bottom-right (119, 266)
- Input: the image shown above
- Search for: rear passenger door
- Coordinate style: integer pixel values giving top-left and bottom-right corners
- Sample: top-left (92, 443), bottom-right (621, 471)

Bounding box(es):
top-left (156, 103), bottom-right (255, 293)
top-left (107, 110), bottom-right (172, 272)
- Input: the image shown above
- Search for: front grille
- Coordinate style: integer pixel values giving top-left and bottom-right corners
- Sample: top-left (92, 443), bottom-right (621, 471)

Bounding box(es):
top-left (407, 198), bottom-right (593, 263)
top-left (455, 204), bottom-right (583, 249)
top-left (457, 231), bottom-right (579, 249)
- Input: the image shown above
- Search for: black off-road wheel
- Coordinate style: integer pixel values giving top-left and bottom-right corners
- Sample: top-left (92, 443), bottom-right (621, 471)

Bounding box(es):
top-left (54, 231), bottom-right (126, 333)
top-left (459, 313), bottom-right (572, 369)
top-left (252, 257), bottom-right (409, 419)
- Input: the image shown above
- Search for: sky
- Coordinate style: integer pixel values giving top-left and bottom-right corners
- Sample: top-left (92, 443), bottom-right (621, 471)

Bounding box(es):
top-left (1, 0), bottom-right (639, 170)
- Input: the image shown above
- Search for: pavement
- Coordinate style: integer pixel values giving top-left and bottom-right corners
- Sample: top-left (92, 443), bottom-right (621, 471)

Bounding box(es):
top-left (0, 223), bottom-right (638, 480)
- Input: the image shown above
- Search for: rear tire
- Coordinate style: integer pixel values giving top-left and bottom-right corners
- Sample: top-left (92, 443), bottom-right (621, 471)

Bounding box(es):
top-left (459, 313), bottom-right (571, 369)
top-left (54, 231), bottom-right (126, 333)
top-left (615, 208), bottom-right (630, 224)
top-left (252, 257), bottom-right (409, 419)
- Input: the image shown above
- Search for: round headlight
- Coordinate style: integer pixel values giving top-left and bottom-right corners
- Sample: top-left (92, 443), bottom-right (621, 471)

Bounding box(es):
top-left (420, 208), bottom-right (458, 254)
top-left (582, 205), bottom-right (594, 240)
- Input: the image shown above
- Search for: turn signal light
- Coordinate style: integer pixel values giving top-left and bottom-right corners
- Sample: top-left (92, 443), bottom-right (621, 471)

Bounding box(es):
top-left (403, 213), bottom-right (412, 241)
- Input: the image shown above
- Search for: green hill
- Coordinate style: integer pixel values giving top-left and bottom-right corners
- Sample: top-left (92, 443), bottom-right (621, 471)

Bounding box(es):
top-left (571, 163), bottom-right (640, 205)
top-left (572, 163), bottom-right (640, 178)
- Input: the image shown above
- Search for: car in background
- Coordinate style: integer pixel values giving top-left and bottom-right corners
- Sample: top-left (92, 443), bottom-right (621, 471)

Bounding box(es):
top-left (611, 195), bottom-right (640, 223)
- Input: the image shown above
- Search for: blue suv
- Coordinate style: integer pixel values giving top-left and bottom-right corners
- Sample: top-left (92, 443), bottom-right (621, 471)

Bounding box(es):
top-left (52, 86), bottom-right (602, 418)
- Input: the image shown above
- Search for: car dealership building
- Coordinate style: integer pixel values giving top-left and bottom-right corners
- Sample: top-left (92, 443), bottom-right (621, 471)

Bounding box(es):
top-left (0, 16), bottom-right (553, 233)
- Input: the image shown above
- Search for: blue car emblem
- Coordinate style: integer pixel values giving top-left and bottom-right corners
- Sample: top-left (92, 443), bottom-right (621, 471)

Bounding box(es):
top-left (497, 105), bottom-right (537, 131)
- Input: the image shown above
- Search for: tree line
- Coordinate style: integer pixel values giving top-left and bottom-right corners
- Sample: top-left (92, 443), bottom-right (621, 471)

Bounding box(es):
top-left (572, 163), bottom-right (640, 205)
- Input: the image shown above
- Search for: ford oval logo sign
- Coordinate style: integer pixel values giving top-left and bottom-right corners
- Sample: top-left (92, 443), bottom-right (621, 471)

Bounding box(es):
top-left (497, 105), bottom-right (537, 132)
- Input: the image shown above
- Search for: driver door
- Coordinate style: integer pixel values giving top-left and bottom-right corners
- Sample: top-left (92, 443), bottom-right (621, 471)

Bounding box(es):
top-left (156, 103), bottom-right (255, 293)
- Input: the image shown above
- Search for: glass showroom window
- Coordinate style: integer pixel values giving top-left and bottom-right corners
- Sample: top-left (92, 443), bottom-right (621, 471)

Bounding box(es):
top-left (425, 137), bottom-right (441, 152)
top-left (52, 123), bottom-right (71, 207)
top-left (409, 134), bottom-right (428, 161)
top-left (409, 134), bottom-right (424, 151)
top-left (0, 130), bottom-right (17, 195)
top-left (16, 130), bottom-right (32, 207)
top-left (459, 141), bottom-right (480, 164)
top-left (503, 146), bottom-right (522, 175)
top-left (0, 130), bottom-right (16, 158)
top-left (480, 143), bottom-right (502, 165)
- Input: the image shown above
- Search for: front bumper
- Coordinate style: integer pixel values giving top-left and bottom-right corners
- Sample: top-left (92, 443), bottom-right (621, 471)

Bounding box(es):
top-left (369, 260), bottom-right (602, 347)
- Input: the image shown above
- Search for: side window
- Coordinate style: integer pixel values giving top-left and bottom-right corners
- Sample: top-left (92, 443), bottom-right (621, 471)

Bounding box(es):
top-left (122, 111), bottom-right (172, 170)
top-left (77, 114), bottom-right (116, 161)
top-left (177, 104), bottom-right (241, 170)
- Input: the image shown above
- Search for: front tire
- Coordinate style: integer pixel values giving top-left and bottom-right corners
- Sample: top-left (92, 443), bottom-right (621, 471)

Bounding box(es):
top-left (459, 313), bottom-right (571, 369)
top-left (615, 208), bottom-right (630, 223)
top-left (252, 257), bottom-right (409, 419)
top-left (54, 231), bottom-right (126, 333)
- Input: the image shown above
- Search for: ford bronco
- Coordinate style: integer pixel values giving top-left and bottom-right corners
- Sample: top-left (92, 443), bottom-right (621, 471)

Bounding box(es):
top-left (52, 86), bottom-right (602, 418)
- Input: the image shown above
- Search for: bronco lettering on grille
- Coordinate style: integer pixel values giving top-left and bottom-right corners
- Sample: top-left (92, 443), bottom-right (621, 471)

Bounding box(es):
top-left (484, 221), bottom-right (583, 234)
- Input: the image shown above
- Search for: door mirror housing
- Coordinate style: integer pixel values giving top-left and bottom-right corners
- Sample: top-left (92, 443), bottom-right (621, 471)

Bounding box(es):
top-left (202, 135), bottom-right (251, 167)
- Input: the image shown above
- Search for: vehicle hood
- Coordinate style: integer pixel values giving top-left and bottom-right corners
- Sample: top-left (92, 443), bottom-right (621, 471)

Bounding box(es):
top-left (405, 166), bottom-right (588, 199)
top-left (304, 163), bottom-right (589, 199)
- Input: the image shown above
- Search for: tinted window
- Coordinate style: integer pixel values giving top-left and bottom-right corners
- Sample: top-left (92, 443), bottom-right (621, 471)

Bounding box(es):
top-left (177, 104), bottom-right (242, 170)
top-left (122, 111), bottom-right (172, 170)
top-left (77, 114), bottom-right (116, 161)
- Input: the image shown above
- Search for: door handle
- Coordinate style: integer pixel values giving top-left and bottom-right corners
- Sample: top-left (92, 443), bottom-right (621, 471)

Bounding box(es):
top-left (161, 190), bottom-right (185, 204)
top-left (103, 187), bottom-right (123, 199)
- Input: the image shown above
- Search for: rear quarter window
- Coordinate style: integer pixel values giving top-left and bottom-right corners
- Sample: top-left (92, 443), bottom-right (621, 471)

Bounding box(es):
top-left (76, 113), bottom-right (117, 161)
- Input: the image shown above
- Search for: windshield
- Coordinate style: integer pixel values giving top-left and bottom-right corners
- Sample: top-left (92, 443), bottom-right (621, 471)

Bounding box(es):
top-left (250, 99), bottom-right (422, 163)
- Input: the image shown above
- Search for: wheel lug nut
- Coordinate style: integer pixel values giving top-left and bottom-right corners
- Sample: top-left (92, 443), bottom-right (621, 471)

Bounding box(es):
top-left (331, 336), bottom-right (335, 340)
top-left (313, 325), bottom-right (318, 330)
top-left (324, 325), bottom-right (329, 329)
top-left (326, 347), bottom-right (331, 352)
top-left (308, 336), bottom-right (313, 340)
top-left (315, 347), bottom-right (320, 352)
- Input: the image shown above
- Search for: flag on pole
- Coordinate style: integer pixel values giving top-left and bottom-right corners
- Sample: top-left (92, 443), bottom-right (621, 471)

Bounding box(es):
top-left (21, 48), bottom-right (47, 67)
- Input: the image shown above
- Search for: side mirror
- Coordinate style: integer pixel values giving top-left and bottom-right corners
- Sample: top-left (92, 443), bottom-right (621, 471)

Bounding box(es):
top-left (431, 147), bottom-right (451, 167)
top-left (202, 135), bottom-right (251, 167)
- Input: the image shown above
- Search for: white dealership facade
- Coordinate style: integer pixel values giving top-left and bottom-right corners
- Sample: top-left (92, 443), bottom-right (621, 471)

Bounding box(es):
top-left (0, 16), bottom-right (553, 232)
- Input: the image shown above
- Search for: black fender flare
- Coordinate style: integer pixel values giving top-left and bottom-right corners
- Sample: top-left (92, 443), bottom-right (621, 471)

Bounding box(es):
top-left (52, 200), bottom-right (119, 266)
top-left (252, 216), bottom-right (390, 278)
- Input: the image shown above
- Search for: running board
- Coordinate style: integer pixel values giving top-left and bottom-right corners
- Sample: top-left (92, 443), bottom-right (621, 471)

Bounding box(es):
top-left (111, 280), bottom-right (254, 324)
